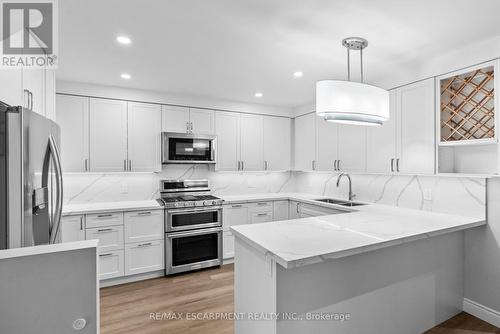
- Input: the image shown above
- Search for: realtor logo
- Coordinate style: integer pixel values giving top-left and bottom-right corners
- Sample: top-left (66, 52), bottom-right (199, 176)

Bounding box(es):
top-left (1, 0), bottom-right (57, 68)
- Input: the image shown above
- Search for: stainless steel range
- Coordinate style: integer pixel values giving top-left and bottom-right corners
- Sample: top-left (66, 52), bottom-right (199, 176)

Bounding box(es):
top-left (158, 179), bottom-right (223, 275)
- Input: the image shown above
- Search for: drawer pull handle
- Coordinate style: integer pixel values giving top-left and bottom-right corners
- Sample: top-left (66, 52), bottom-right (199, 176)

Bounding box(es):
top-left (97, 214), bottom-right (113, 218)
top-left (99, 253), bottom-right (113, 257)
top-left (257, 213), bottom-right (268, 217)
top-left (137, 211), bottom-right (151, 215)
top-left (257, 203), bottom-right (268, 206)
top-left (138, 242), bottom-right (153, 247)
top-left (231, 205), bottom-right (242, 208)
top-left (97, 228), bottom-right (113, 233)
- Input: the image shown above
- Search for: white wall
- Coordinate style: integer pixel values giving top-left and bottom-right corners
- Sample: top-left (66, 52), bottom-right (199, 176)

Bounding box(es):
top-left (57, 80), bottom-right (293, 117)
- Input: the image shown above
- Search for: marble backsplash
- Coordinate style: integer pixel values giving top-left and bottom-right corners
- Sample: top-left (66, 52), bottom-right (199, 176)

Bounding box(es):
top-left (63, 165), bottom-right (486, 218)
top-left (293, 172), bottom-right (486, 218)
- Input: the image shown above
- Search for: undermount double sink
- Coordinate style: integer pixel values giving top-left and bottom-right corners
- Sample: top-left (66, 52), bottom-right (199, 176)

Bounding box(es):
top-left (314, 198), bottom-right (367, 207)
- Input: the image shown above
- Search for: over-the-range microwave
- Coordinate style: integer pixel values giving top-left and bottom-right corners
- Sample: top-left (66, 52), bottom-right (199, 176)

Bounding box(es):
top-left (162, 132), bottom-right (217, 164)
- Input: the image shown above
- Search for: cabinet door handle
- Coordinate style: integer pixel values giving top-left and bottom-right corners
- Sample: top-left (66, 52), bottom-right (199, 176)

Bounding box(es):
top-left (80, 216), bottom-right (84, 230)
top-left (190, 122), bottom-right (193, 132)
top-left (337, 160), bottom-right (341, 171)
top-left (312, 160), bottom-right (316, 170)
top-left (257, 213), bottom-right (268, 217)
top-left (97, 214), bottom-right (113, 218)
top-left (137, 211), bottom-right (151, 216)
top-left (231, 204), bottom-right (242, 208)
top-left (241, 161), bottom-right (244, 170)
top-left (29, 91), bottom-right (33, 110)
top-left (296, 202), bottom-right (300, 214)
top-left (97, 228), bottom-right (113, 233)
top-left (99, 253), bottom-right (113, 257)
top-left (264, 160), bottom-right (268, 170)
top-left (391, 158), bottom-right (394, 172)
top-left (138, 242), bottom-right (153, 247)
top-left (123, 159), bottom-right (127, 171)
top-left (128, 160), bottom-right (132, 171)
top-left (396, 158), bottom-right (400, 172)
top-left (84, 158), bottom-right (89, 172)
top-left (186, 122), bottom-right (189, 132)
top-left (333, 160), bottom-right (337, 171)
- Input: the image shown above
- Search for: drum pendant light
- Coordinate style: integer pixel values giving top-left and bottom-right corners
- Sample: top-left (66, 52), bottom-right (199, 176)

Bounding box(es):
top-left (316, 37), bottom-right (389, 126)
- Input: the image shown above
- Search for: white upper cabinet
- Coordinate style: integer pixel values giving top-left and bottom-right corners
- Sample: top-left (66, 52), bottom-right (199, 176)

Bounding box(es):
top-left (215, 111), bottom-right (240, 171)
top-left (161, 106), bottom-right (214, 134)
top-left (0, 70), bottom-right (23, 106)
top-left (337, 124), bottom-right (367, 172)
top-left (44, 70), bottom-right (56, 121)
top-left (127, 102), bottom-right (162, 172)
top-left (240, 114), bottom-right (264, 171)
top-left (263, 116), bottom-right (291, 171)
top-left (316, 117), bottom-right (338, 171)
top-left (189, 108), bottom-right (214, 134)
top-left (22, 67), bottom-right (45, 116)
top-left (397, 78), bottom-right (435, 174)
top-left (294, 113), bottom-right (317, 171)
top-left (89, 98), bottom-right (128, 172)
top-left (367, 90), bottom-right (398, 173)
top-left (161, 105), bottom-right (190, 133)
top-left (56, 95), bottom-right (90, 172)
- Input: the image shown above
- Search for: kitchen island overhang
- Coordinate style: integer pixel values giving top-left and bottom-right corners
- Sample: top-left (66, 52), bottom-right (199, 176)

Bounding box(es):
top-left (231, 203), bottom-right (485, 334)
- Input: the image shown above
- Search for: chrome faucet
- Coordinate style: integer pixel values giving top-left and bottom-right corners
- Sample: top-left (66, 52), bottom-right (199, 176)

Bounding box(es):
top-left (336, 173), bottom-right (355, 201)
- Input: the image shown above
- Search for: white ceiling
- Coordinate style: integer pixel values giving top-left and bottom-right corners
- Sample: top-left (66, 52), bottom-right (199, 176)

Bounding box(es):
top-left (58, 0), bottom-right (500, 107)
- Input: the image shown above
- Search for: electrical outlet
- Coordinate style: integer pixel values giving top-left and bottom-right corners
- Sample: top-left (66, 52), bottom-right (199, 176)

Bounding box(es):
top-left (423, 188), bottom-right (432, 201)
top-left (121, 183), bottom-right (128, 194)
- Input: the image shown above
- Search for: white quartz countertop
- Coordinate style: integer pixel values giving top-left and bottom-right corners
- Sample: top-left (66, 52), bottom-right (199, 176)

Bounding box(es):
top-left (62, 200), bottom-right (162, 216)
top-left (228, 193), bottom-right (486, 269)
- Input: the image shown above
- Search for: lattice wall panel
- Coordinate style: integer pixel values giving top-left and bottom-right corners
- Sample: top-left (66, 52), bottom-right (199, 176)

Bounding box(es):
top-left (440, 66), bottom-right (495, 142)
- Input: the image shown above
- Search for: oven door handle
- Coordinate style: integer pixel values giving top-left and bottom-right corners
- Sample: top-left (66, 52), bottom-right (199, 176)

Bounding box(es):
top-left (168, 207), bottom-right (222, 215)
top-left (167, 227), bottom-right (222, 238)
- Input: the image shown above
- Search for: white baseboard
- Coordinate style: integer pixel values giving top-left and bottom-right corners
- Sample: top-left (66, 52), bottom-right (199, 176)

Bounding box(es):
top-left (463, 298), bottom-right (500, 328)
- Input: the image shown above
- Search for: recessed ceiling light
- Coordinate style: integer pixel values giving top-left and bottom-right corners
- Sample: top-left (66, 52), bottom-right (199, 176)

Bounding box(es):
top-left (121, 73), bottom-right (131, 80)
top-left (116, 35), bottom-right (131, 45)
top-left (293, 71), bottom-right (303, 78)
top-left (255, 92), bottom-right (263, 98)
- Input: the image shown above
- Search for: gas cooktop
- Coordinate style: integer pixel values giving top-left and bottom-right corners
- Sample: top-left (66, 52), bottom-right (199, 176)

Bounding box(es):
top-left (157, 179), bottom-right (223, 209)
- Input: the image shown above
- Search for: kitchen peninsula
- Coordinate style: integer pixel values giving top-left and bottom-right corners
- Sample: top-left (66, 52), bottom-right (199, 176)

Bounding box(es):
top-left (230, 197), bottom-right (485, 334)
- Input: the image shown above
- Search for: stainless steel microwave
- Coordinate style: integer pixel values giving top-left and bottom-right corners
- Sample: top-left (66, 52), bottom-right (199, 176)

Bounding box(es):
top-left (162, 132), bottom-right (217, 164)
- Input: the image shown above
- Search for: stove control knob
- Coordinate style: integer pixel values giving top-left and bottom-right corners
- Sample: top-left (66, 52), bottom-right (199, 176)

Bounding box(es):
top-left (212, 201), bottom-right (218, 205)
top-left (202, 200), bottom-right (209, 206)
top-left (174, 203), bottom-right (179, 208)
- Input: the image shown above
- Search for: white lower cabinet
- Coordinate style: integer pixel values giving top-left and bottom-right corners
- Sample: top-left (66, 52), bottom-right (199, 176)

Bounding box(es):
top-left (125, 240), bottom-right (164, 276)
top-left (86, 225), bottom-right (124, 253)
top-left (273, 201), bottom-right (289, 221)
top-left (223, 231), bottom-right (235, 259)
top-left (222, 203), bottom-right (248, 230)
top-left (250, 211), bottom-right (273, 224)
top-left (60, 215), bottom-right (85, 243)
top-left (289, 201), bottom-right (301, 219)
top-left (98, 250), bottom-right (125, 280)
top-left (124, 210), bottom-right (163, 243)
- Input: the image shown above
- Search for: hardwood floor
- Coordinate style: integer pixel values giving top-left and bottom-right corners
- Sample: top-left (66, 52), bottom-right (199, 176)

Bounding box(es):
top-left (101, 264), bottom-right (499, 334)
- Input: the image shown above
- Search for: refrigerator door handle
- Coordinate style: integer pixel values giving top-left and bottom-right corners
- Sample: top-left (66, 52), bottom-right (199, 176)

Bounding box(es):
top-left (42, 135), bottom-right (63, 244)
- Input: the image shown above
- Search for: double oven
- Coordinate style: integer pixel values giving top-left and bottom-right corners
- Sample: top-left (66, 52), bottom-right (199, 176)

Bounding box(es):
top-left (160, 179), bottom-right (223, 275)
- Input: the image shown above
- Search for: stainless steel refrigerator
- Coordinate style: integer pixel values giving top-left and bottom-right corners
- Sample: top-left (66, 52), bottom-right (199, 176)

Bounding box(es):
top-left (0, 101), bottom-right (63, 249)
